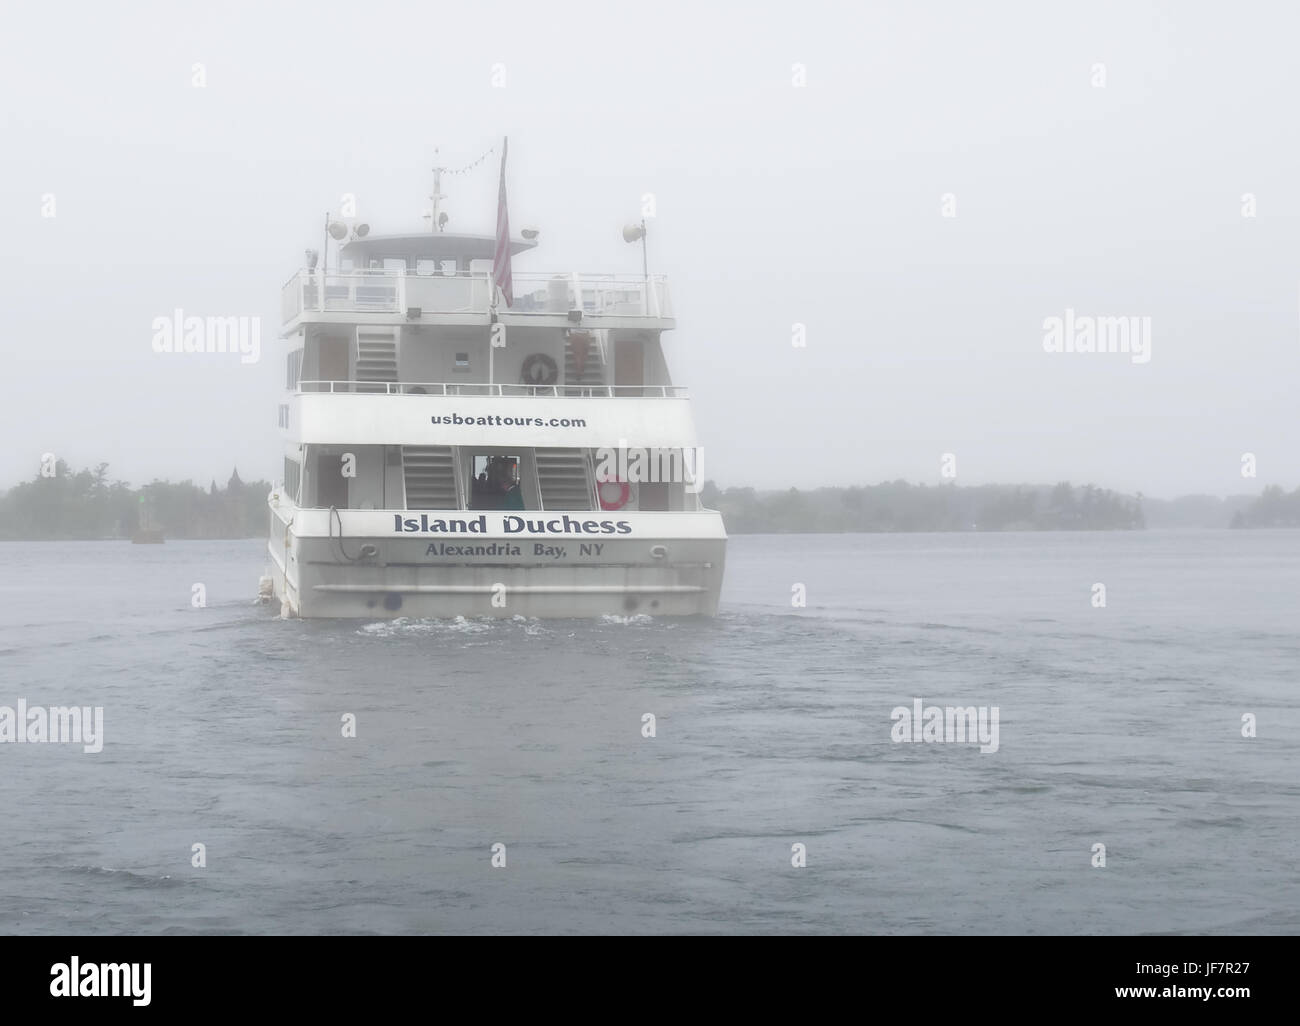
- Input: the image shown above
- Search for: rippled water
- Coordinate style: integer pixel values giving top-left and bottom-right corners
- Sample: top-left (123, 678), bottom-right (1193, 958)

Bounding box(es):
top-left (0, 531), bottom-right (1296, 934)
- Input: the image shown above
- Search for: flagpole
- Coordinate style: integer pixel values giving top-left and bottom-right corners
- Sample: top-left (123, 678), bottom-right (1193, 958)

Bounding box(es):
top-left (491, 135), bottom-right (512, 388)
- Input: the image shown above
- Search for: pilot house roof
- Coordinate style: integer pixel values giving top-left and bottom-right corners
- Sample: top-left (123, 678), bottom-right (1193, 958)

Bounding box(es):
top-left (340, 232), bottom-right (537, 264)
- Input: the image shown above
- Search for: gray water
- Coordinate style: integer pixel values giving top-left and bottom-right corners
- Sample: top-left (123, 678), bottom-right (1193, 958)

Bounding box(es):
top-left (0, 531), bottom-right (1296, 934)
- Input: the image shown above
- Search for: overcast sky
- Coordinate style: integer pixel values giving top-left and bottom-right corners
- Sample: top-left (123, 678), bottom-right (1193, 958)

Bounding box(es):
top-left (3, 0), bottom-right (1297, 498)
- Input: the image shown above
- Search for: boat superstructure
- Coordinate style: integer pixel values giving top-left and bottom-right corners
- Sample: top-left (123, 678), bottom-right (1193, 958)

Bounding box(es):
top-left (266, 166), bottom-right (725, 618)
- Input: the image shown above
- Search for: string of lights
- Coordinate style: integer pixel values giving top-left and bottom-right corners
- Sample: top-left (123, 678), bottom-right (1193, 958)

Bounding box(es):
top-left (434, 145), bottom-right (496, 176)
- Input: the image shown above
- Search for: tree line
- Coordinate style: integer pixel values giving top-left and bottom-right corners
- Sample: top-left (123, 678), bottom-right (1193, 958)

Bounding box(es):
top-left (0, 462), bottom-right (270, 540)
top-left (1229, 485), bottom-right (1300, 528)
top-left (699, 480), bottom-right (1146, 533)
top-left (0, 465), bottom-right (1294, 539)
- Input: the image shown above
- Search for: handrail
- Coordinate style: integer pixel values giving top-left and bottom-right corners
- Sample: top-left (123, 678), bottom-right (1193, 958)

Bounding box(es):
top-left (297, 380), bottom-right (688, 398)
top-left (282, 267), bottom-right (672, 322)
top-left (286, 268), bottom-right (668, 282)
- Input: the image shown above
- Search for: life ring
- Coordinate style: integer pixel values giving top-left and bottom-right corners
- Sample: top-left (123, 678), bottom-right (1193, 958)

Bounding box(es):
top-left (521, 353), bottom-right (558, 386)
top-left (598, 479), bottom-right (631, 511)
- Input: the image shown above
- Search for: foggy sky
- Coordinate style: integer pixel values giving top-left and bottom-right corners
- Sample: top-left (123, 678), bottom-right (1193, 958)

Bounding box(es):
top-left (3, 0), bottom-right (1297, 498)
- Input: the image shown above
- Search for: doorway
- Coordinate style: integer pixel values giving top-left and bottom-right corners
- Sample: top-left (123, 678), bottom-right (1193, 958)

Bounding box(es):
top-left (314, 450), bottom-right (349, 509)
top-left (318, 336), bottom-right (350, 389)
top-left (615, 338), bottom-right (643, 395)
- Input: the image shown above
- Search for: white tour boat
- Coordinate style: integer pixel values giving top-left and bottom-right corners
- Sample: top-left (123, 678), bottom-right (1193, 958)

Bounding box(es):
top-left (266, 147), bottom-right (726, 618)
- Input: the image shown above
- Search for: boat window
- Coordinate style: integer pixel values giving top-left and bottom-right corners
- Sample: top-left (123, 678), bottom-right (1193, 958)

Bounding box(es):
top-left (283, 457), bottom-right (301, 502)
top-left (469, 454), bottom-right (525, 511)
top-left (415, 259), bottom-right (436, 275)
top-left (382, 257), bottom-right (406, 274)
top-left (440, 260), bottom-right (457, 276)
top-left (453, 352), bottom-right (471, 372)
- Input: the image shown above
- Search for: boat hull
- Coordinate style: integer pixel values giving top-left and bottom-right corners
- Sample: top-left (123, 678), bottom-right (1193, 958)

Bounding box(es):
top-left (267, 503), bottom-right (725, 618)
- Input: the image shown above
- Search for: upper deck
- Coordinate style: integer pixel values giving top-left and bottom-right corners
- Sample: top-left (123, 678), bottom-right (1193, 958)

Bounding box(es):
top-left (281, 230), bottom-right (672, 330)
top-left (281, 268), bottom-right (673, 330)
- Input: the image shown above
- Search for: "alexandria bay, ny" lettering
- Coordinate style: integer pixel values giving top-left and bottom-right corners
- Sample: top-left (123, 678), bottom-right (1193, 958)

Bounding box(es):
top-left (393, 514), bottom-right (632, 535)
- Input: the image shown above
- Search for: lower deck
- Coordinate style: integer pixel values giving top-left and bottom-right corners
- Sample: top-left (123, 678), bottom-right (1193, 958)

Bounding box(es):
top-left (283, 442), bottom-right (704, 515)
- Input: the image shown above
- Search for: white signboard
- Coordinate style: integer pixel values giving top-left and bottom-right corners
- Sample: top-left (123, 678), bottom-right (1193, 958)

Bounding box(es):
top-left (297, 394), bottom-right (700, 448)
top-left (289, 508), bottom-right (726, 541)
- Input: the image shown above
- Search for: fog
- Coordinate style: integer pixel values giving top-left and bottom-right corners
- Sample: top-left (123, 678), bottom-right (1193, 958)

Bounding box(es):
top-left (3, 0), bottom-right (1297, 497)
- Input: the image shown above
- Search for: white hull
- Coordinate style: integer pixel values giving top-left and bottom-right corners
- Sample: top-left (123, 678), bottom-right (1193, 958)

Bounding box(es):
top-left (268, 502), bottom-right (725, 618)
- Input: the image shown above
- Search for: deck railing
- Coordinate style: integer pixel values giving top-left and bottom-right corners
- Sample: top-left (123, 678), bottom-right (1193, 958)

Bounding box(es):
top-left (281, 269), bottom-right (672, 323)
top-left (297, 381), bottom-right (688, 398)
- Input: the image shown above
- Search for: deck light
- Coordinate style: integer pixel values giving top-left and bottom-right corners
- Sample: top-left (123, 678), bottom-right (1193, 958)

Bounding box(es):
top-left (623, 220), bottom-right (648, 281)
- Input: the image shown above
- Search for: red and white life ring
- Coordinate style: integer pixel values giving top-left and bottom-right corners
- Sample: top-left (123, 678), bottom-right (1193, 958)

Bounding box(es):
top-left (598, 479), bottom-right (631, 511)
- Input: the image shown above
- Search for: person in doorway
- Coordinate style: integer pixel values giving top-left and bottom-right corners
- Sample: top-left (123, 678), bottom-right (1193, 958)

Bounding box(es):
top-left (501, 470), bottom-right (524, 510)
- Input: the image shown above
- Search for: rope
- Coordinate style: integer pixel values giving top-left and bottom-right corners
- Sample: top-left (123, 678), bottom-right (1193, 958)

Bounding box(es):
top-left (328, 505), bottom-right (366, 562)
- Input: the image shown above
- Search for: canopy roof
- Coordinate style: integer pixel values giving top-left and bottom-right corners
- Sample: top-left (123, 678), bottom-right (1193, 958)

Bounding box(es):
top-left (341, 232), bottom-right (537, 263)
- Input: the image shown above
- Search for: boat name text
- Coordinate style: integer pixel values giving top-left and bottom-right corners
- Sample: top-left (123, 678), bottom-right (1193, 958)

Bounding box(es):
top-left (394, 514), bottom-right (631, 535)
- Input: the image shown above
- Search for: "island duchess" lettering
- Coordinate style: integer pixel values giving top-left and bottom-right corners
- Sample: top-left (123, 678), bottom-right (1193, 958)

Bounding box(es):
top-left (393, 514), bottom-right (631, 535)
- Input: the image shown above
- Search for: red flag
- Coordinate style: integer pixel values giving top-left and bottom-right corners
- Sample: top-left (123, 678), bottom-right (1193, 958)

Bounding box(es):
top-left (493, 137), bottom-right (513, 307)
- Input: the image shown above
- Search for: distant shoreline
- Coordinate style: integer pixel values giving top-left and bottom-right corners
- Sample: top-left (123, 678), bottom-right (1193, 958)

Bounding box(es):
top-left (2, 466), bottom-right (1297, 538)
top-left (3, 524), bottom-right (1298, 543)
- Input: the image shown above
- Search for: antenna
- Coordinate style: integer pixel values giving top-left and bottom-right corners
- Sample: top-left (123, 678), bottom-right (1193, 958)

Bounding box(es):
top-left (429, 148), bottom-right (446, 233)
top-left (424, 144), bottom-right (495, 231)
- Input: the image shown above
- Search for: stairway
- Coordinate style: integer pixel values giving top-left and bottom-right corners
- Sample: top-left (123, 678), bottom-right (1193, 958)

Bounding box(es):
top-left (564, 330), bottom-right (606, 392)
top-left (536, 449), bottom-right (594, 510)
top-left (356, 327), bottom-right (399, 393)
top-left (402, 446), bottom-right (457, 509)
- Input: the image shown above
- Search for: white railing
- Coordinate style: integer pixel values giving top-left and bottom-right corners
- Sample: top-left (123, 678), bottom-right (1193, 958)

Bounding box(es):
top-left (509, 272), bottom-right (672, 318)
top-left (281, 269), bottom-right (672, 322)
top-left (297, 380), bottom-right (688, 398)
top-left (281, 269), bottom-right (405, 321)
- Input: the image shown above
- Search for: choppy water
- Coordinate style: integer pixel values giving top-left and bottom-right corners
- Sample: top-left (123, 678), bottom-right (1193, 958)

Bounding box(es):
top-left (0, 530), bottom-right (1296, 934)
